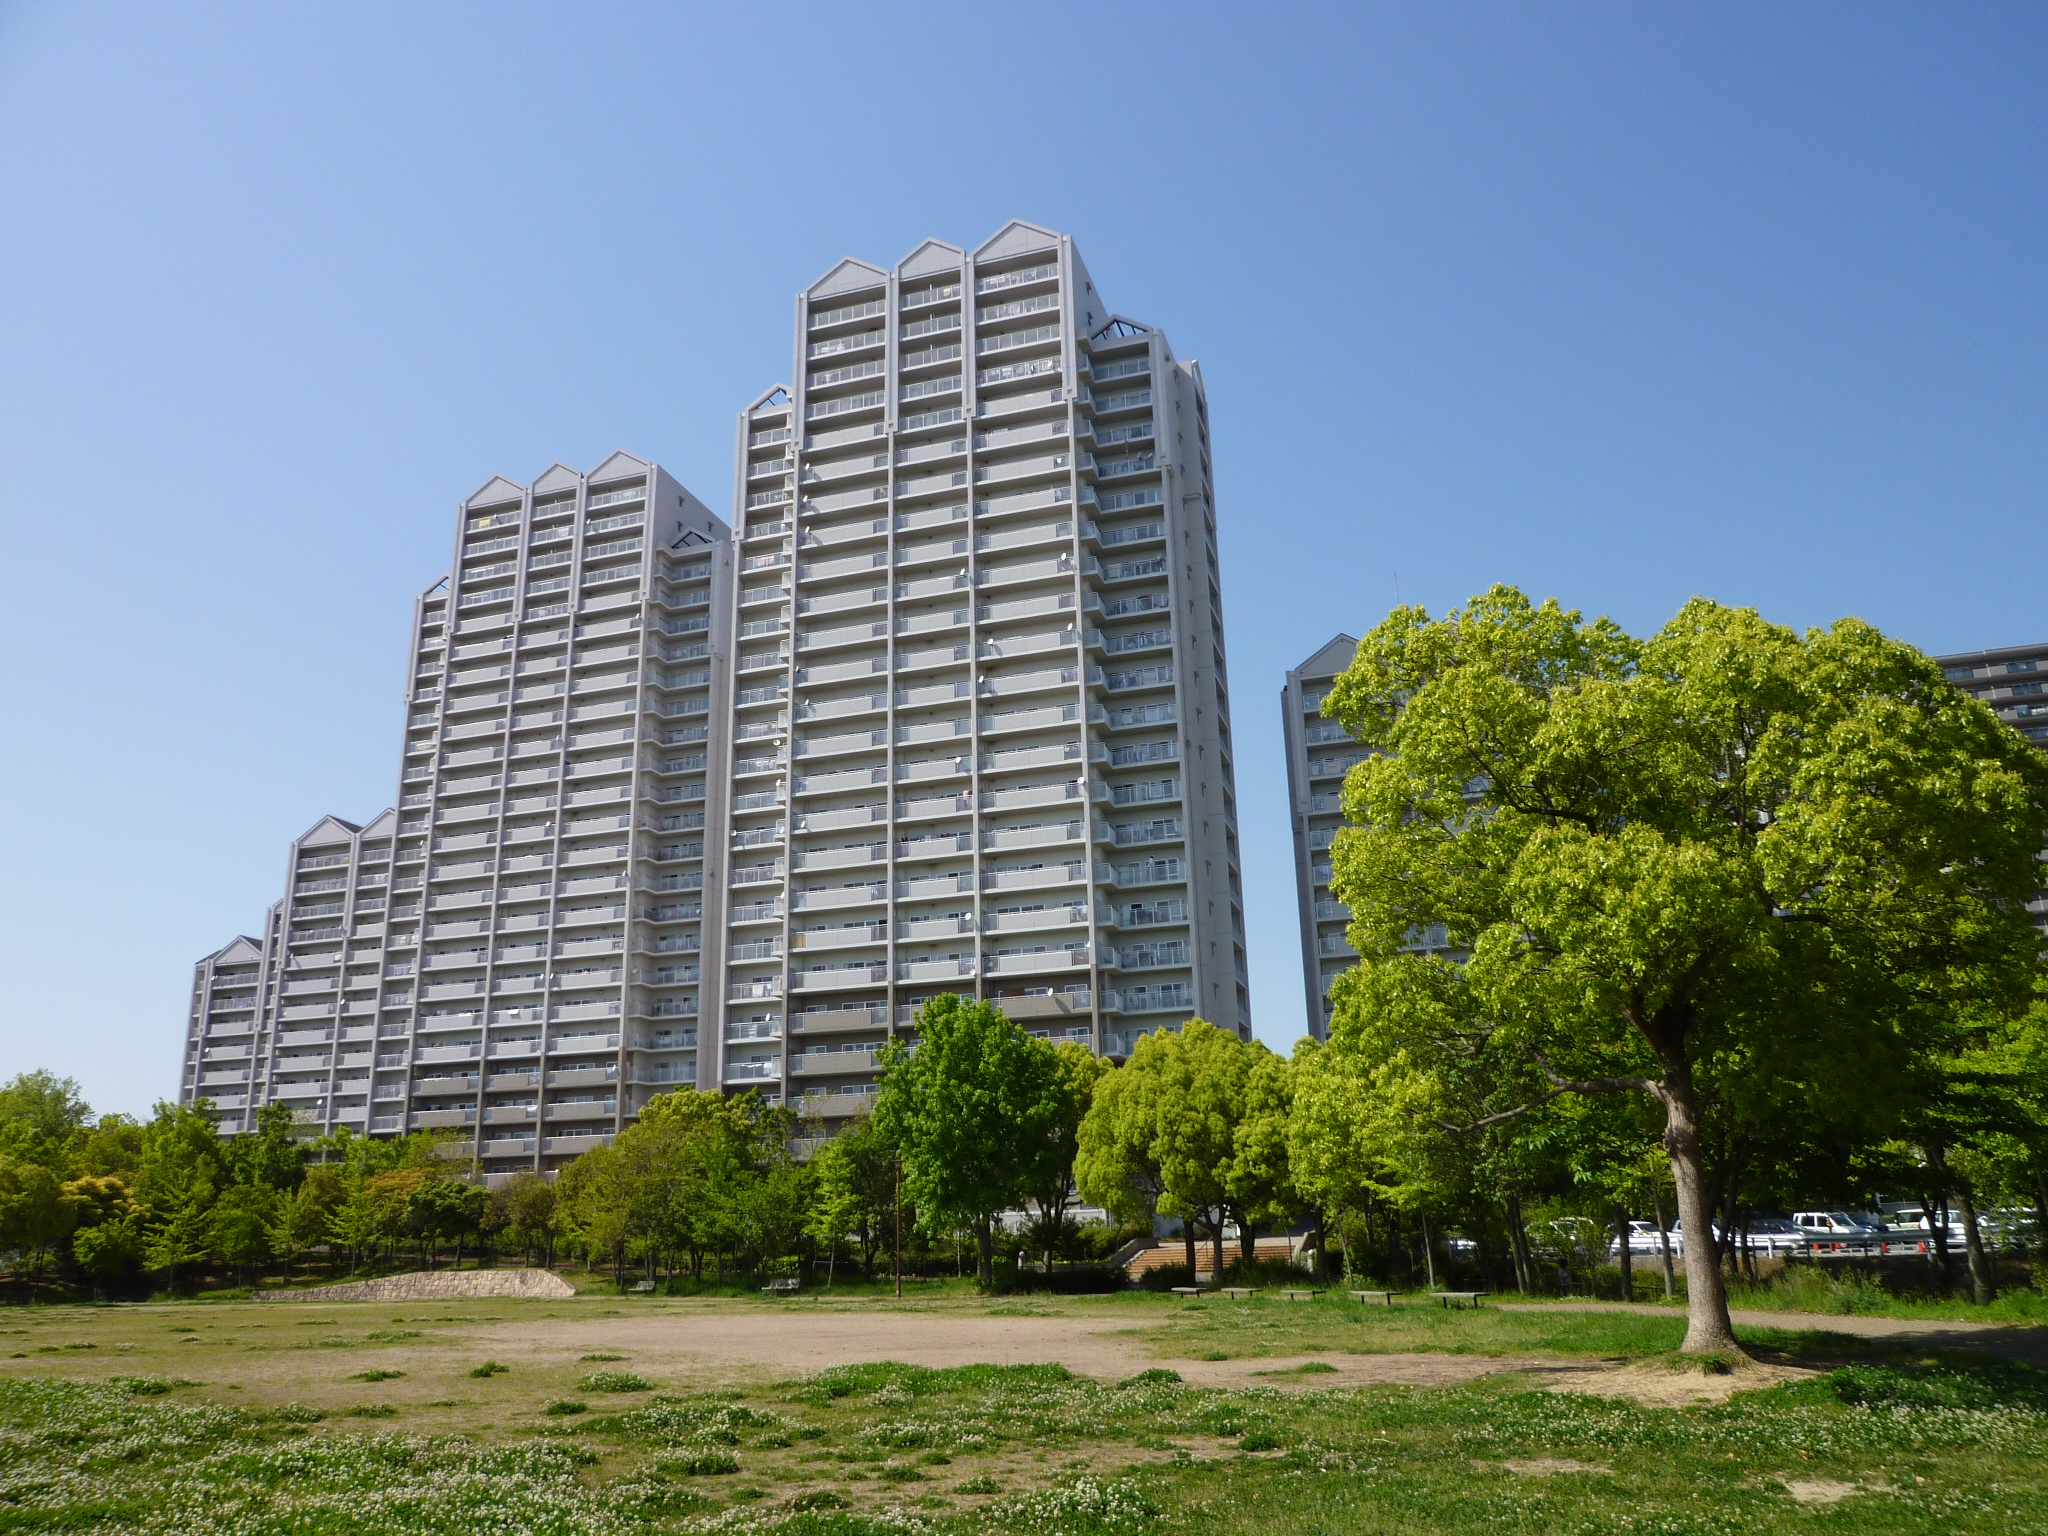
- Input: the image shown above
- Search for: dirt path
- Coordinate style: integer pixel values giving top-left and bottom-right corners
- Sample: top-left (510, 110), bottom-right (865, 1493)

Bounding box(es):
top-left (1502, 1301), bottom-right (2048, 1368)
top-left (459, 1305), bottom-right (1558, 1392)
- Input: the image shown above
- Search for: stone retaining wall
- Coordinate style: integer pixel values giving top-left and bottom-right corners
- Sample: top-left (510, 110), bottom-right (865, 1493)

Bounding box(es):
top-left (260, 1269), bottom-right (577, 1303)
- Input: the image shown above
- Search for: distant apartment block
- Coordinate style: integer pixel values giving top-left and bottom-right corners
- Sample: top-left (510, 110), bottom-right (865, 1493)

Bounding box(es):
top-left (715, 220), bottom-right (1248, 1138)
top-left (1934, 639), bottom-right (2048, 938)
top-left (1281, 636), bottom-right (1360, 1041)
top-left (182, 812), bottom-right (397, 1135)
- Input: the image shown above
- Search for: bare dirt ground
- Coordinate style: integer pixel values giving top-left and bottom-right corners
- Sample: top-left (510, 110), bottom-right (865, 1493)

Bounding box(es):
top-left (456, 1303), bottom-right (1565, 1392)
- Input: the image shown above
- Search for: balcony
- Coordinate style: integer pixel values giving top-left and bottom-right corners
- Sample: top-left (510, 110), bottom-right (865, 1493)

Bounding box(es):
top-left (792, 962), bottom-right (888, 991)
top-left (896, 958), bottom-right (974, 984)
top-left (546, 1099), bottom-right (618, 1122)
top-left (790, 1048), bottom-right (881, 1076)
top-left (789, 1005), bottom-right (888, 1035)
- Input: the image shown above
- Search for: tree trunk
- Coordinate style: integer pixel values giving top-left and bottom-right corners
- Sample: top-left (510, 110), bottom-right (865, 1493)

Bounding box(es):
top-left (975, 1217), bottom-right (994, 1289)
top-left (1956, 1185), bottom-right (1997, 1305)
top-left (1182, 1220), bottom-right (1198, 1281)
top-left (1210, 1212), bottom-right (1226, 1283)
top-left (2029, 1145), bottom-right (2048, 1262)
top-left (1505, 1195), bottom-right (1534, 1295)
top-left (1649, 1180), bottom-right (1677, 1300)
top-left (1658, 1064), bottom-right (1742, 1355)
top-left (1419, 1209), bottom-right (1438, 1291)
top-left (1615, 1204), bottom-right (1634, 1302)
top-left (1928, 1180), bottom-right (1954, 1294)
top-left (1239, 1208), bottom-right (1257, 1269)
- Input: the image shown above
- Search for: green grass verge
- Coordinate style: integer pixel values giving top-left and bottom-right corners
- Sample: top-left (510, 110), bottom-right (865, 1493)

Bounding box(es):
top-left (2, 1353), bottom-right (2045, 1534)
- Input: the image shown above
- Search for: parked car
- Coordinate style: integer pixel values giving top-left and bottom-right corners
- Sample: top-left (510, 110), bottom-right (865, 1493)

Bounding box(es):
top-left (1608, 1220), bottom-right (1680, 1258)
top-left (1731, 1216), bottom-right (1803, 1255)
top-left (1791, 1210), bottom-right (1884, 1245)
top-left (1875, 1204), bottom-right (1967, 1241)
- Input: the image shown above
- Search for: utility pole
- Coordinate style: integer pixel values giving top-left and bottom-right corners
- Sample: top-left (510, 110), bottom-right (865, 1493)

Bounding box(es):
top-left (893, 1157), bottom-right (903, 1299)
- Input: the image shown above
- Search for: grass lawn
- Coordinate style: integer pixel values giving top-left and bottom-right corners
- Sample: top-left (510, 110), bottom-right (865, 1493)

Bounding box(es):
top-left (0, 1292), bottom-right (2043, 1534)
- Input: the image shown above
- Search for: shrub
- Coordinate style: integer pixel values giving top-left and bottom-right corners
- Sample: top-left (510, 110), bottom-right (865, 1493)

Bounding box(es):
top-left (544, 1399), bottom-right (588, 1416)
top-left (579, 1370), bottom-right (653, 1393)
top-left (469, 1361), bottom-right (510, 1378)
top-left (351, 1369), bottom-right (404, 1382)
top-left (1120, 1369), bottom-right (1182, 1389)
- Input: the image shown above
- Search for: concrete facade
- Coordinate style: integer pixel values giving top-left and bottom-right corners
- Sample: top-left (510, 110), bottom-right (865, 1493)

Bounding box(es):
top-left (1281, 636), bottom-right (1361, 1041)
top-left (711, 222), bottom-right (1249, 1140)
top-left (1932, 639), bottom-right (2048, 938)
top-left (181, 812), bottom-right (398, 1135)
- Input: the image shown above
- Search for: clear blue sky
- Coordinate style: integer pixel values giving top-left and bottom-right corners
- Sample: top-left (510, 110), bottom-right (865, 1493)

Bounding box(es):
top-left (2, 4), bottom-right (2042, 1118)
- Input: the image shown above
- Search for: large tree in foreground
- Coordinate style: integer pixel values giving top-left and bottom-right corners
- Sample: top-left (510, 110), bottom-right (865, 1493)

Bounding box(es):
top-left (1321, 587), bottom-right (2048, 1355)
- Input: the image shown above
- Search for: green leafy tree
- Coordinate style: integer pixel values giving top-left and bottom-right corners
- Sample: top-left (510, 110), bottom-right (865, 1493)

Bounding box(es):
top-left (273, 1166), bottom-right (345, 1277)
top-left (66, 1116), bottom-right (144, 1180)
top-left (408, 1177), bottom-right (489, 1269)
top-left (208, 1184), bottom-right (278, 1281)
top-left (1227, 1048), bottom-right (1300, 1267)
top-left (1076, 1046), bottom-right (1174, 1263)
top-left (1319, 587), bottom-right (2048, 1353)
top-left (872, 995), bottom-right (1062, 1287)
top-left (141, 1187), bottom-right (212, 1289)
top-left (0, 1072), bottom-right (92, 1171)
top-left (133, 1101), bottom-right (230, 1218)
top-left (803, 1117), bottom-right (895, 1280)
top-left (1076, 1021), bottom-right (1261, 1278)
top-left (804, 1143), bottom-right (860, 1286)
top-left (229, 1102), bottom-right (308, 1192)
top-left (1022, 1042), bottom-right (1111, 1270)
top-left (0, 1157), bottom-right (76, 1294)
top-left (491, 1172), bottom-right (559, 1269)
top-left (59, 1174), bottom-right (137, 1233)
top-left (71, 1214), bottom-right (142, 1292)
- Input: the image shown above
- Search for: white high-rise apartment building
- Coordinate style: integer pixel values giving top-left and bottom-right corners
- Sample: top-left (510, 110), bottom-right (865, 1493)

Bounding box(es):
top-left (383, 454), bottom-right (733, 1178)
top-left (186, 223), bottom-right (1248, 1163)
top-left (1281, 636), bottom-right (1362, 1041)
top-left (186, 454), bottom-right (735, 1178)
top-left (711, 221), bottom-right (1249, 1134)
top-left (182, 811), bottom-right (398, 1135)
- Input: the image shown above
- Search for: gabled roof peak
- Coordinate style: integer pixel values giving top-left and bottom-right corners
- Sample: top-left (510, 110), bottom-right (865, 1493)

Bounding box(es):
top-left (975, 219), bottom-right (1062, 262)
top-left (589, 450), bottom-right (651, 486)
top-left (465, 474), bottom-right (525, 508)
top-left (807, 257), bottom-right (889, 302)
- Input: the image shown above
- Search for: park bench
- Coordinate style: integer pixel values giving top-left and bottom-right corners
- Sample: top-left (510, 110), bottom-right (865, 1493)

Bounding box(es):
top-left (1277, 1289), bottom-right (1322, 1302)
top-left (1348, 1289), bottom-right (1394, 1306)
top-left (761, 1277), bottom-right (801, 1295)
top-left (1219, 1286), bottom-right (1256, 1299)
top-left (630, 1280), bottom-right (656, 1293)
top-left (1169, 1285), bottom-right (1207, 1298)
top-left (1432, 1290), bottom-right (1487, 1310)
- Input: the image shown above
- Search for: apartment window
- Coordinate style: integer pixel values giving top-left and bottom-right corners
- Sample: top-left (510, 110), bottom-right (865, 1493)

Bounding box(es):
top-left (2008, 661), bottom-right (2039, 675)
